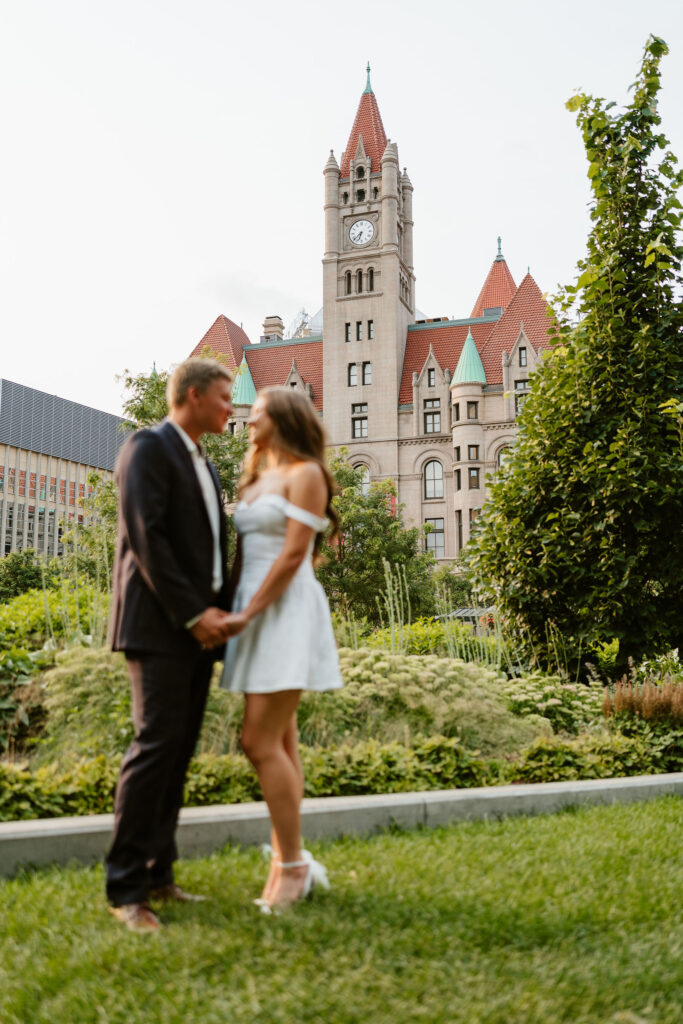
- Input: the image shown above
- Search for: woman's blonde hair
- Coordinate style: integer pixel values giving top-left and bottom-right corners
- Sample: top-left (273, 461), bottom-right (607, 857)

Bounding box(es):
top-left (239, 386), bottom-right (338, 555)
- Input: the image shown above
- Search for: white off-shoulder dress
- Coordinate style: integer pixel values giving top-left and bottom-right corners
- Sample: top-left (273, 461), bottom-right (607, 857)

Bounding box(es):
top-left (220, 493), bottom-right (343, 694)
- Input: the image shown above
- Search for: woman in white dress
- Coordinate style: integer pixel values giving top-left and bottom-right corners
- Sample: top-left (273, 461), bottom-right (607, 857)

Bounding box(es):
top-left (221, 386), bottom-right (343, 912)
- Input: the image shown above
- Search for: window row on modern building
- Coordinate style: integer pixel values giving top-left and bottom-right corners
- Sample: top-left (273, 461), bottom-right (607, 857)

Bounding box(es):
top-left (0, 380), bottom-right (128, 558)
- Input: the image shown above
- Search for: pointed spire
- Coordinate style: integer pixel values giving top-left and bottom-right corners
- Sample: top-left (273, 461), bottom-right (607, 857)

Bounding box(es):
top-left (364, 62), bottom-right (373, 94)
top-left (470, 248), bottom-right (517, 319)
top-left (340, 70), bottom-right (387, 177)
top-left (324, 149), bottom-right (339, 173)
top-left (453, 329), bottom-right (487, 385)
top-left (151, 361), bottom-right (158, 379)
top-left (231, 355), bottom-right (257, 405)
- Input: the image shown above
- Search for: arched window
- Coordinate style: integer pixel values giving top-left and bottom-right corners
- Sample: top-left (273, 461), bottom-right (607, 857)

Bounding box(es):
top-left (424, 460), bottom-right (444, 499)
top-left (373, 187), bottom-right (379, 199)
top-left (342, 191), bottom-right (349, 204)
top-left (356, 166), bottom-right (365, 179)
top-left (356, 269), bottom-right (363, 293)
top-left (497, 447), bottom-right (511, 469)
top-left (355, 465), bottom-right (370, 496)
top-left (345, 271), bottom-right (352, 295)
top-left (367, 267), bottom-right (374, 292)
top-left (356, 189), bottom-right (365, 202)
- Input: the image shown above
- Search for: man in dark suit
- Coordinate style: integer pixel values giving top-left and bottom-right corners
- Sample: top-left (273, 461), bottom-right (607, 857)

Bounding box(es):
top-left (106, 357), bottom-right (234, 933)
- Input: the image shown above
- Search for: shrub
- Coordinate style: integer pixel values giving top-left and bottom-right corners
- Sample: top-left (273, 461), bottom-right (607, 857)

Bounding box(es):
top-left (298, 648), bottom-right (551, 757)
top-left (510, 731), bottom-right (657, 783)
top-left (34, 647), bottom-right (133, 764)
top-left (0, 549), bottom-right (59, 602)
top-left (501, 672), bottom-right (605, 735)
top-left (0, 737), bottom-right (492, 822)
top-left (0, 647), bottom-right (53, 754)
top-left (604, 680), bottom-right (683, 726)
top-left (0, 585), bottom-right (110, 651)
top-left (605, 717), bottom-right (683, 774)
top-left (34, 648), bottom-right (233, 764)
top-left (22, 646), bottom-right (552, 765)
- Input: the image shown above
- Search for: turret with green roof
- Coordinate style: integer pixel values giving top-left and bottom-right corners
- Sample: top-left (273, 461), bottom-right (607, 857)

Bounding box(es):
top-left (452, 328), bottom-right (486, 385)
top-left (231, 355), bottom-right (257, 405)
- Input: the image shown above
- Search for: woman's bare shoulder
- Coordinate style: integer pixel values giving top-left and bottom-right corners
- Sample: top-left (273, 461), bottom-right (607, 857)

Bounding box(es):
top-left (286, 460), bottom-right (327, 510)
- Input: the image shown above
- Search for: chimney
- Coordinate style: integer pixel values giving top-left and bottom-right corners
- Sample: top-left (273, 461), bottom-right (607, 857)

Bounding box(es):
top-left (261, 315), bottom-right (285, 343)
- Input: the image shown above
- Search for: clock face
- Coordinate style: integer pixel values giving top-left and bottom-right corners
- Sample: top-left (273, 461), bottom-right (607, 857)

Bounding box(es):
top-left (349, 219), bottom-right (374, 246)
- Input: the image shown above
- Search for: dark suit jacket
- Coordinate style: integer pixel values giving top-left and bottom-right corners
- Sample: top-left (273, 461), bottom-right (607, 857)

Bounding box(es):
top-left (109, 420), bottom-right (229, 658)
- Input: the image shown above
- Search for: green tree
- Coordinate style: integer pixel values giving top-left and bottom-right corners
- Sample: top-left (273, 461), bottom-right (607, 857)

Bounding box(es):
top-left (317, 451), bottom-right (435, 622)
top-left (432, 560), bottom-right (473, 610)
top-left (60, 473), bottom-right (119, 591)
top-left (467, 36), bottom-right (683, 676)
top-left (0, 550), bottom-right (57, 603)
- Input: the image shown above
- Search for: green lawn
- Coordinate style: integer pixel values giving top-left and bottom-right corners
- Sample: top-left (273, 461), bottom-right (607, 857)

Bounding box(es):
top-left (1, 798), bottom-right (681, 1024)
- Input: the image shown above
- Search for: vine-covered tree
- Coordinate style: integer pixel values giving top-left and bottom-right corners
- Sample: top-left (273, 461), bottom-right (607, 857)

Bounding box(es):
top-left (317, 451), bottom-right (435, 622)
top-left (468, 36), bottom-right (683, 675)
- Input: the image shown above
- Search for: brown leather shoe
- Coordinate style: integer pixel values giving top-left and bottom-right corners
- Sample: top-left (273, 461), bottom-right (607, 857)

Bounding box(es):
top-left (149, 883), bottom-right (207, 903)
top-left (108, 902), bottom-right (161, 934)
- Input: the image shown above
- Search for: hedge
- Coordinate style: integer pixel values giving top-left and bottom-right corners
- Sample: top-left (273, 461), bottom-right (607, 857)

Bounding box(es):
top-left (2, 727), bottom-right (681, 823)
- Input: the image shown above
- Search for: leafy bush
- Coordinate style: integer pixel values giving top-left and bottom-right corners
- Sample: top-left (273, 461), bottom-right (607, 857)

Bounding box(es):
top-left (0, 647), bottom-right (53, 753)
top-left (0, 736), bottom-right (493, 822)
top-left (298, 648), bottom-right (551, 757)
top-left (510, 731), bottom-right (658, 783)
top-left (501, 672), bottom-right (604, 735)
top-left (21, 646), bottom-right (553, 765)
top-left (0, 549), bottom-right (59, 603)
top-left (34, 648), bottom-right (234, 764)
top-left (606, 717), bottom-right (683, 774)
top-left (34, 648), bottom-right (133, 764)
top-left (368, 617), bottom-right (448, 656)
top-left (0, 585), bottom-right (110, 651)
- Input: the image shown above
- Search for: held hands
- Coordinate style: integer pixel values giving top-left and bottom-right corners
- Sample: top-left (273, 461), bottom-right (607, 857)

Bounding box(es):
top-left (190, 607), bottom-right (232, 648)
top-left (222, 611), bottom-right (249, 638)
top-left (190, 607), bottom-right (250, 649)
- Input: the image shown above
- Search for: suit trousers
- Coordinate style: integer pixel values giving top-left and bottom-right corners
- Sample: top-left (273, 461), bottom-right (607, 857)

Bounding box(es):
top-left (105, 649), bottom-right (214, 906)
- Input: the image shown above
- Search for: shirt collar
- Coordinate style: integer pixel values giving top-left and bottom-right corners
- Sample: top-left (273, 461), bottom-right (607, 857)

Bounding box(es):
top-left (169, 419), bottom-right (204, 458)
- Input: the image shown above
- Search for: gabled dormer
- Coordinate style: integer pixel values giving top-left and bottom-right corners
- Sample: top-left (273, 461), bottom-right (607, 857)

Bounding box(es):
top-left (284, 357), bottom-right (313, 400)
top-left (411, 344), bottom-right (450, 436)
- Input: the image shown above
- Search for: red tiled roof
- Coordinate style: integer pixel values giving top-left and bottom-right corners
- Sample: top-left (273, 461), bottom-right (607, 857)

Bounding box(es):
top-left (244, 341), bottom-right (323, 412)
top-left (478, 273), bottom-right (557, 384)
top-left (399, 323), bottom-right (495, 404)
top-left (470, 258), bottom-right (517, 318)
top-left (190, 315), bottom-right (252, 368)
top-left (339, 90), bottom-right (388, 178)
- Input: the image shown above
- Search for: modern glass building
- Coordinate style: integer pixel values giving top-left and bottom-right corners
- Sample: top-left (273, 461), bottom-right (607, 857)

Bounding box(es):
top-left (0, 379), bottom-right (128, 557)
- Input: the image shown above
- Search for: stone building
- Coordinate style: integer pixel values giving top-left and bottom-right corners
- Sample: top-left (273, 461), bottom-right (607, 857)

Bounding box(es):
top-left (191, 67), bottom-right (554, 560)
top-left (0, 378), bottom-right (126, 557)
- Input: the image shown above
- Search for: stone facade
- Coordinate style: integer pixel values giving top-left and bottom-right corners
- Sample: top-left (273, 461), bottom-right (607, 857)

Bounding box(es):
top-left (190, 70), bottom-right (554, 562)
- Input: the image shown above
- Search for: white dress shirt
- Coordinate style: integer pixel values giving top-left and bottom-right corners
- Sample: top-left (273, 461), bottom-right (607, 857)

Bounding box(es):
top-left (170, 420), bottom-right (223, 596)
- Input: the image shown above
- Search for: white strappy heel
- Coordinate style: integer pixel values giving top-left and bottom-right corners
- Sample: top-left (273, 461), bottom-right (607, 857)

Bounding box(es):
top-left (259, 850), bottom-right (330, 915)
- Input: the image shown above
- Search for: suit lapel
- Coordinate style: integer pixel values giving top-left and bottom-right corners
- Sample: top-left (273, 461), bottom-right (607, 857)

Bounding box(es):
top-left (158, 420), bottom-right (213, 536)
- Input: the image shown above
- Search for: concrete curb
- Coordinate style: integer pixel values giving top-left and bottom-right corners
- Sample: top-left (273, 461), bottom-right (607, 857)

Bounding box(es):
top-left (1, 773), bottom-right (682, 877)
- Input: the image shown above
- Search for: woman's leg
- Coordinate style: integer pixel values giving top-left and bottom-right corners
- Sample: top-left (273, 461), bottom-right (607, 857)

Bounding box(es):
top-left (261, 713), bottom-right (303, 901)
top-left (241, 691), bottom-right (308, 903)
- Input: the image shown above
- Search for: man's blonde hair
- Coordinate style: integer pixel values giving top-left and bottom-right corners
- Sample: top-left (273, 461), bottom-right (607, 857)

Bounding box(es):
top-left (166, 358), bottom-right (233, 409)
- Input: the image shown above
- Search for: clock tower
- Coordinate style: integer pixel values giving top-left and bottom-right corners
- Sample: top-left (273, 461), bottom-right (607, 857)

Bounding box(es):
top-left (322, 65), bottom-right (415, 481)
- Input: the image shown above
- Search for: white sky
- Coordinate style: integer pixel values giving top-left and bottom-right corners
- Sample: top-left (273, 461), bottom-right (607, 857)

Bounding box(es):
top-left (2, 0), bottom-right (682, 416)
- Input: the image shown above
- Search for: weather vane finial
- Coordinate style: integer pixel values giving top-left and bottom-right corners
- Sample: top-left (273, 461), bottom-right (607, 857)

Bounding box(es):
top-left (364, 62), bottom-right (372, 94)
top-left (497, 236), bottom-right (502, 258)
